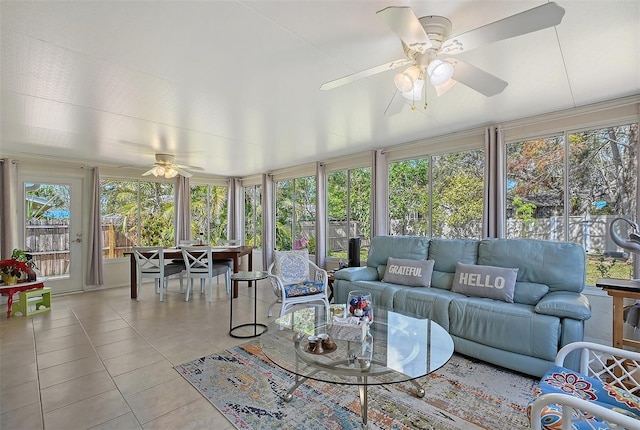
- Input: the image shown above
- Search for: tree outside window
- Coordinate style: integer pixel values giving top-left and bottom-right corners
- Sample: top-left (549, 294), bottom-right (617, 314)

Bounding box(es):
top-left (327, 168), bottom-right (371, 261)
top-left (388, 150), bottom-right (483, 239)
top-left (275, 176), bottom-right (316, 252)
top-left (190, 184), bottom-right (228, 244)
top-left (244, 184), bottom-right (262, 249)
top-left (506, 123), bottom-right (638, 283)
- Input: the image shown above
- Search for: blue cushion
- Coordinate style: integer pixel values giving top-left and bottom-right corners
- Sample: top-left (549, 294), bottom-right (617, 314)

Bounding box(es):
top-left (528, 365), bottom-right (640, 429)
top-left (284, 280), bottom-right (324, 298)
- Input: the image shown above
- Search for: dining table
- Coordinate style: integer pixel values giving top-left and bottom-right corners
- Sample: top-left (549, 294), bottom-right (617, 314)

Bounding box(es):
top-left (126, 245), bottom-right (254, 299)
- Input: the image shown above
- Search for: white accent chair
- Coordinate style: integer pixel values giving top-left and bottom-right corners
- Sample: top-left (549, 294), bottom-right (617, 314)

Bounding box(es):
top-left (267, 249), bottom-right (330, 318)
top-left (181, 246), bottom-right (231, 301)
top-left (529, 341), bottom-right (640, 430)
top-left (133, 246), bottom-right (184, 302)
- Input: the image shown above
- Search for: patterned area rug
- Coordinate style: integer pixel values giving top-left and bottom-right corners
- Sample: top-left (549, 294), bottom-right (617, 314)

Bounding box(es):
top-left (175, 342), bottom-right (538, 429)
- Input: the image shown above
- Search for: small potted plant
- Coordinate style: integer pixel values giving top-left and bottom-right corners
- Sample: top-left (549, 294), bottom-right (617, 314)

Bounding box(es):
top-left (0, 255), bottom-right (29, 285)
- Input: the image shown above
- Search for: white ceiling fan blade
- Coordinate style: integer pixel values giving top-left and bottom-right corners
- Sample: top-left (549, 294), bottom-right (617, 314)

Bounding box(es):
top-left (441, 2), bottom-right (565, 55)
top-left (320, 59), bottom-right (412, 90)
top-left (448, 59), bottom-right (508, 97)
top-left (175, 163), bottom-right (205, 171)
top-left (384, 91), bottom-right (407, 117)
top-left (434, 79), bottom-right (458, 97)
top-left (172, 166), bottom-right (193, 178)
top-left (377, 6), bottom-right (433, 53)
top-left (142, 167), bottom-right (157, 177)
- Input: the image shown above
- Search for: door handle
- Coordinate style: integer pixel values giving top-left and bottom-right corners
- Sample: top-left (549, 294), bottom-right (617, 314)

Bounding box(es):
top-left (74, 233), bottom-right (82, 243)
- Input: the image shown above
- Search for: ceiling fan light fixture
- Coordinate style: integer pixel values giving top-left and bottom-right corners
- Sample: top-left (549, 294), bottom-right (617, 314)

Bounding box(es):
top-left (394, 65), bottom-right (421, 92)
top-left (427, 60), bottom-right (453, 86)
top-left (165, 167), bottom-right (179, 178)
top-left (402, 78), bottom-right (424, 100)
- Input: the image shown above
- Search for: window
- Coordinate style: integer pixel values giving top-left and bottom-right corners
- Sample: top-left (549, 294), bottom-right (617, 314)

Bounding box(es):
top-left (275, 176), bottom-right (316, 252)
top-left (432, 150), bottom-right (484, 238)
top-left (506, 136), bottom-right (564, 240)
top-left (244, 184), bottom-right (262, 249)
top-left (506, 123), bottom-right (638, 283)
top-left (190, 184), bottom-right (228, 245)
top-left (388, 150), bottom-right (484, 239)
top-left (101, 179), bottom-right (175, 258)
top-left (327, 167), bottom-right (371, 261)
top-left (388, 158), bottom-right (430, 236)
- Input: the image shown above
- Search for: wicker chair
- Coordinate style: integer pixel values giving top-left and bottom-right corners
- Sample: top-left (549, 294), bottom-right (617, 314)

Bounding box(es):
top-left (528, 341), bottom-right (640, 430)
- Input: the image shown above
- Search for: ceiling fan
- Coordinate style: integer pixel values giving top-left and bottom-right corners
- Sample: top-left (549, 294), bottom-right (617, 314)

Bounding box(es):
top-left (141, 153), bottom-right (204, 178)
top-left (320, 2), bottom-right (565, 116)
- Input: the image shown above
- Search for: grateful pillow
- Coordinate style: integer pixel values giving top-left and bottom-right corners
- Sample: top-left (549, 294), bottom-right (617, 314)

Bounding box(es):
top-left (383, 258), bottom-right (434, 287)
top-left (451, 262), bottom-right (518, 303)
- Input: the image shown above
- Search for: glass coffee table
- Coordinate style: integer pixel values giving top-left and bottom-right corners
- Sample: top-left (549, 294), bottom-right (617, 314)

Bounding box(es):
top-left (259, 305), bottom-right (455, 426)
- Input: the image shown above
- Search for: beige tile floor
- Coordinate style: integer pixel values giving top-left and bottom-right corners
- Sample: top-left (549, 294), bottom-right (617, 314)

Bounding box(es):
top-left (0, 278), bottom-right (276, 430)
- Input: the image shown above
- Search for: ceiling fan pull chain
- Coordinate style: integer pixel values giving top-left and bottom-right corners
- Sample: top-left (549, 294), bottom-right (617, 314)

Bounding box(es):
top-left (423, 81), bottom-right (428, 110)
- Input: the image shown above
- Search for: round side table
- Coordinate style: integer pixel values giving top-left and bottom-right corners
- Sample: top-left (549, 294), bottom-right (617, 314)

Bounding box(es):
top-left (229, 270), bottom-right (269, 338)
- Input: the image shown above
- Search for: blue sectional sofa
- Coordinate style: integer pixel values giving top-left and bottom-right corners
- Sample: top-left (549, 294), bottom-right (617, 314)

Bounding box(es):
top-left (333, 236), bottom-right (591, 377)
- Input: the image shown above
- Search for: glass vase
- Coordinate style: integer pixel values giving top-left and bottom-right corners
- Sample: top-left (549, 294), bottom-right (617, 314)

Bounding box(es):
top-left (346, 291), bottom-right (373, 322)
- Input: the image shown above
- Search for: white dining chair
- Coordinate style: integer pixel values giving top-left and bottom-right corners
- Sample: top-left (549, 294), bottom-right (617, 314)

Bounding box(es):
top-left (181, 246), bottom-right (231, 301)
top-left (132, 246), bottom-right (184, 302)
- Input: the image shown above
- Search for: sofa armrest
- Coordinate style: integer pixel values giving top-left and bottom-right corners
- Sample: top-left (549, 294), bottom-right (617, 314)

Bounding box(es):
top-left (334, 267), bottom-right (378, 282)
top-left (535, 292), bottom-right (591, 321)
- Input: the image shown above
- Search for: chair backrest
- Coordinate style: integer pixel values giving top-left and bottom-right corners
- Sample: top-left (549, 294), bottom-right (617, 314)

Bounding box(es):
top-left (273, 250), bottom-right (310, 284)
top-left (133, 246), bottom-right (165, 275)
top-left (182, 246), bottom-right (213, 276)
top-left (218, 239), bottom-right (242, 246)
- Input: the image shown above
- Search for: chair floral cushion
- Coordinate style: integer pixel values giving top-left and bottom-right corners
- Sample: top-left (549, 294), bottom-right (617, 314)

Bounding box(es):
top-left (274, 250), bottom-right (310, 284)
top-left (527, 365), bottom-right (640, 429)
top-left (283, 280), bottom-right (324, 298)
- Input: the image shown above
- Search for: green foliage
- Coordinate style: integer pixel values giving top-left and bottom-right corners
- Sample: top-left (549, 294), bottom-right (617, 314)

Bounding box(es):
top-left (595, 254), bottom-right (617, 279)
top-left (11, 249), bottom-right (28, 262)
top-left (586, 254), bottom-right (633, 285)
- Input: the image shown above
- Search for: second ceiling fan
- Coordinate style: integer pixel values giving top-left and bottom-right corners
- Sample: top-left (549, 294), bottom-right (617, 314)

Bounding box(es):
top-left (320, 2), bottom-right (565, 116)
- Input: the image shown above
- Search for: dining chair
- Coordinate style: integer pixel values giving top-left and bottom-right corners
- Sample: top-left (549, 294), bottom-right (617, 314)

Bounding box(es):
top-left (267, 249), bottom-right (330, 318)
top-left (132, 246), bottom-right (184, 302)
top-left (215, 239), bottom-right (238, 272)
top-left (181, 246), bottom-right (231, 301)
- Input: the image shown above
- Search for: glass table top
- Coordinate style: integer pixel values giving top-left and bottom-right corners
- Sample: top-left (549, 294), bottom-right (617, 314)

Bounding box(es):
top-left (260, 305), bottom-right (454, 387)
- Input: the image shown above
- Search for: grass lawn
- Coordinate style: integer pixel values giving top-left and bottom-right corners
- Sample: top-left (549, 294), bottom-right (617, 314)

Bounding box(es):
top-left (586, 255), bottom-right (634, 285)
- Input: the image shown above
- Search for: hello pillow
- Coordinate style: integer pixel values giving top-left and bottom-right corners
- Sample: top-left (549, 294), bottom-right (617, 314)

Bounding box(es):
top-left (451, 262), bottom-right (518, 303)
top-left (383, 257), bottom-right (434, 287)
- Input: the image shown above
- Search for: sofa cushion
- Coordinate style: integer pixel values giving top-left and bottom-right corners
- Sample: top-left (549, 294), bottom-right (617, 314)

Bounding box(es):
top-left (333, 280), bottom-right (407, 309)
top-left (428, 239), bottom-right (479, 290)
top-left (451, 262), bottom-right (518, 303)
top-left (449, 298), bottom-right (561, 361)
top-left (514, 282), bottom-right (550, 305)
top-left (535, 292), bottom-right (592, 320)
top-left (478, 239), bottom-right (586, 293)
top-left (393, 287), bottom-right (464, 331)
top-left (383, 257), bottom-right (434, 287)
top-left (366, 236), bottom-right (430, 268)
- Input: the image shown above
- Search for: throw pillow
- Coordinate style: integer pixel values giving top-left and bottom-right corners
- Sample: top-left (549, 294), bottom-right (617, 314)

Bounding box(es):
top-left (383, 257), bottom-right (434, 287)
top-left (273, 250), bottom-right (309, 284)
top-left (451, 262), bottom-right (518, 303)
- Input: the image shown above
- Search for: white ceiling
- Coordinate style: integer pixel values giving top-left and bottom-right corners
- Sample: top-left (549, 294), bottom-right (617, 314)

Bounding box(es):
top-left (1, 1), bottom-right (639, 178)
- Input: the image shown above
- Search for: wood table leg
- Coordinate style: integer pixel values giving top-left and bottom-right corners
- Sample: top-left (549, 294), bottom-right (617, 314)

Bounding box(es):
top-left (612, 295), bottom-right (624, 350)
